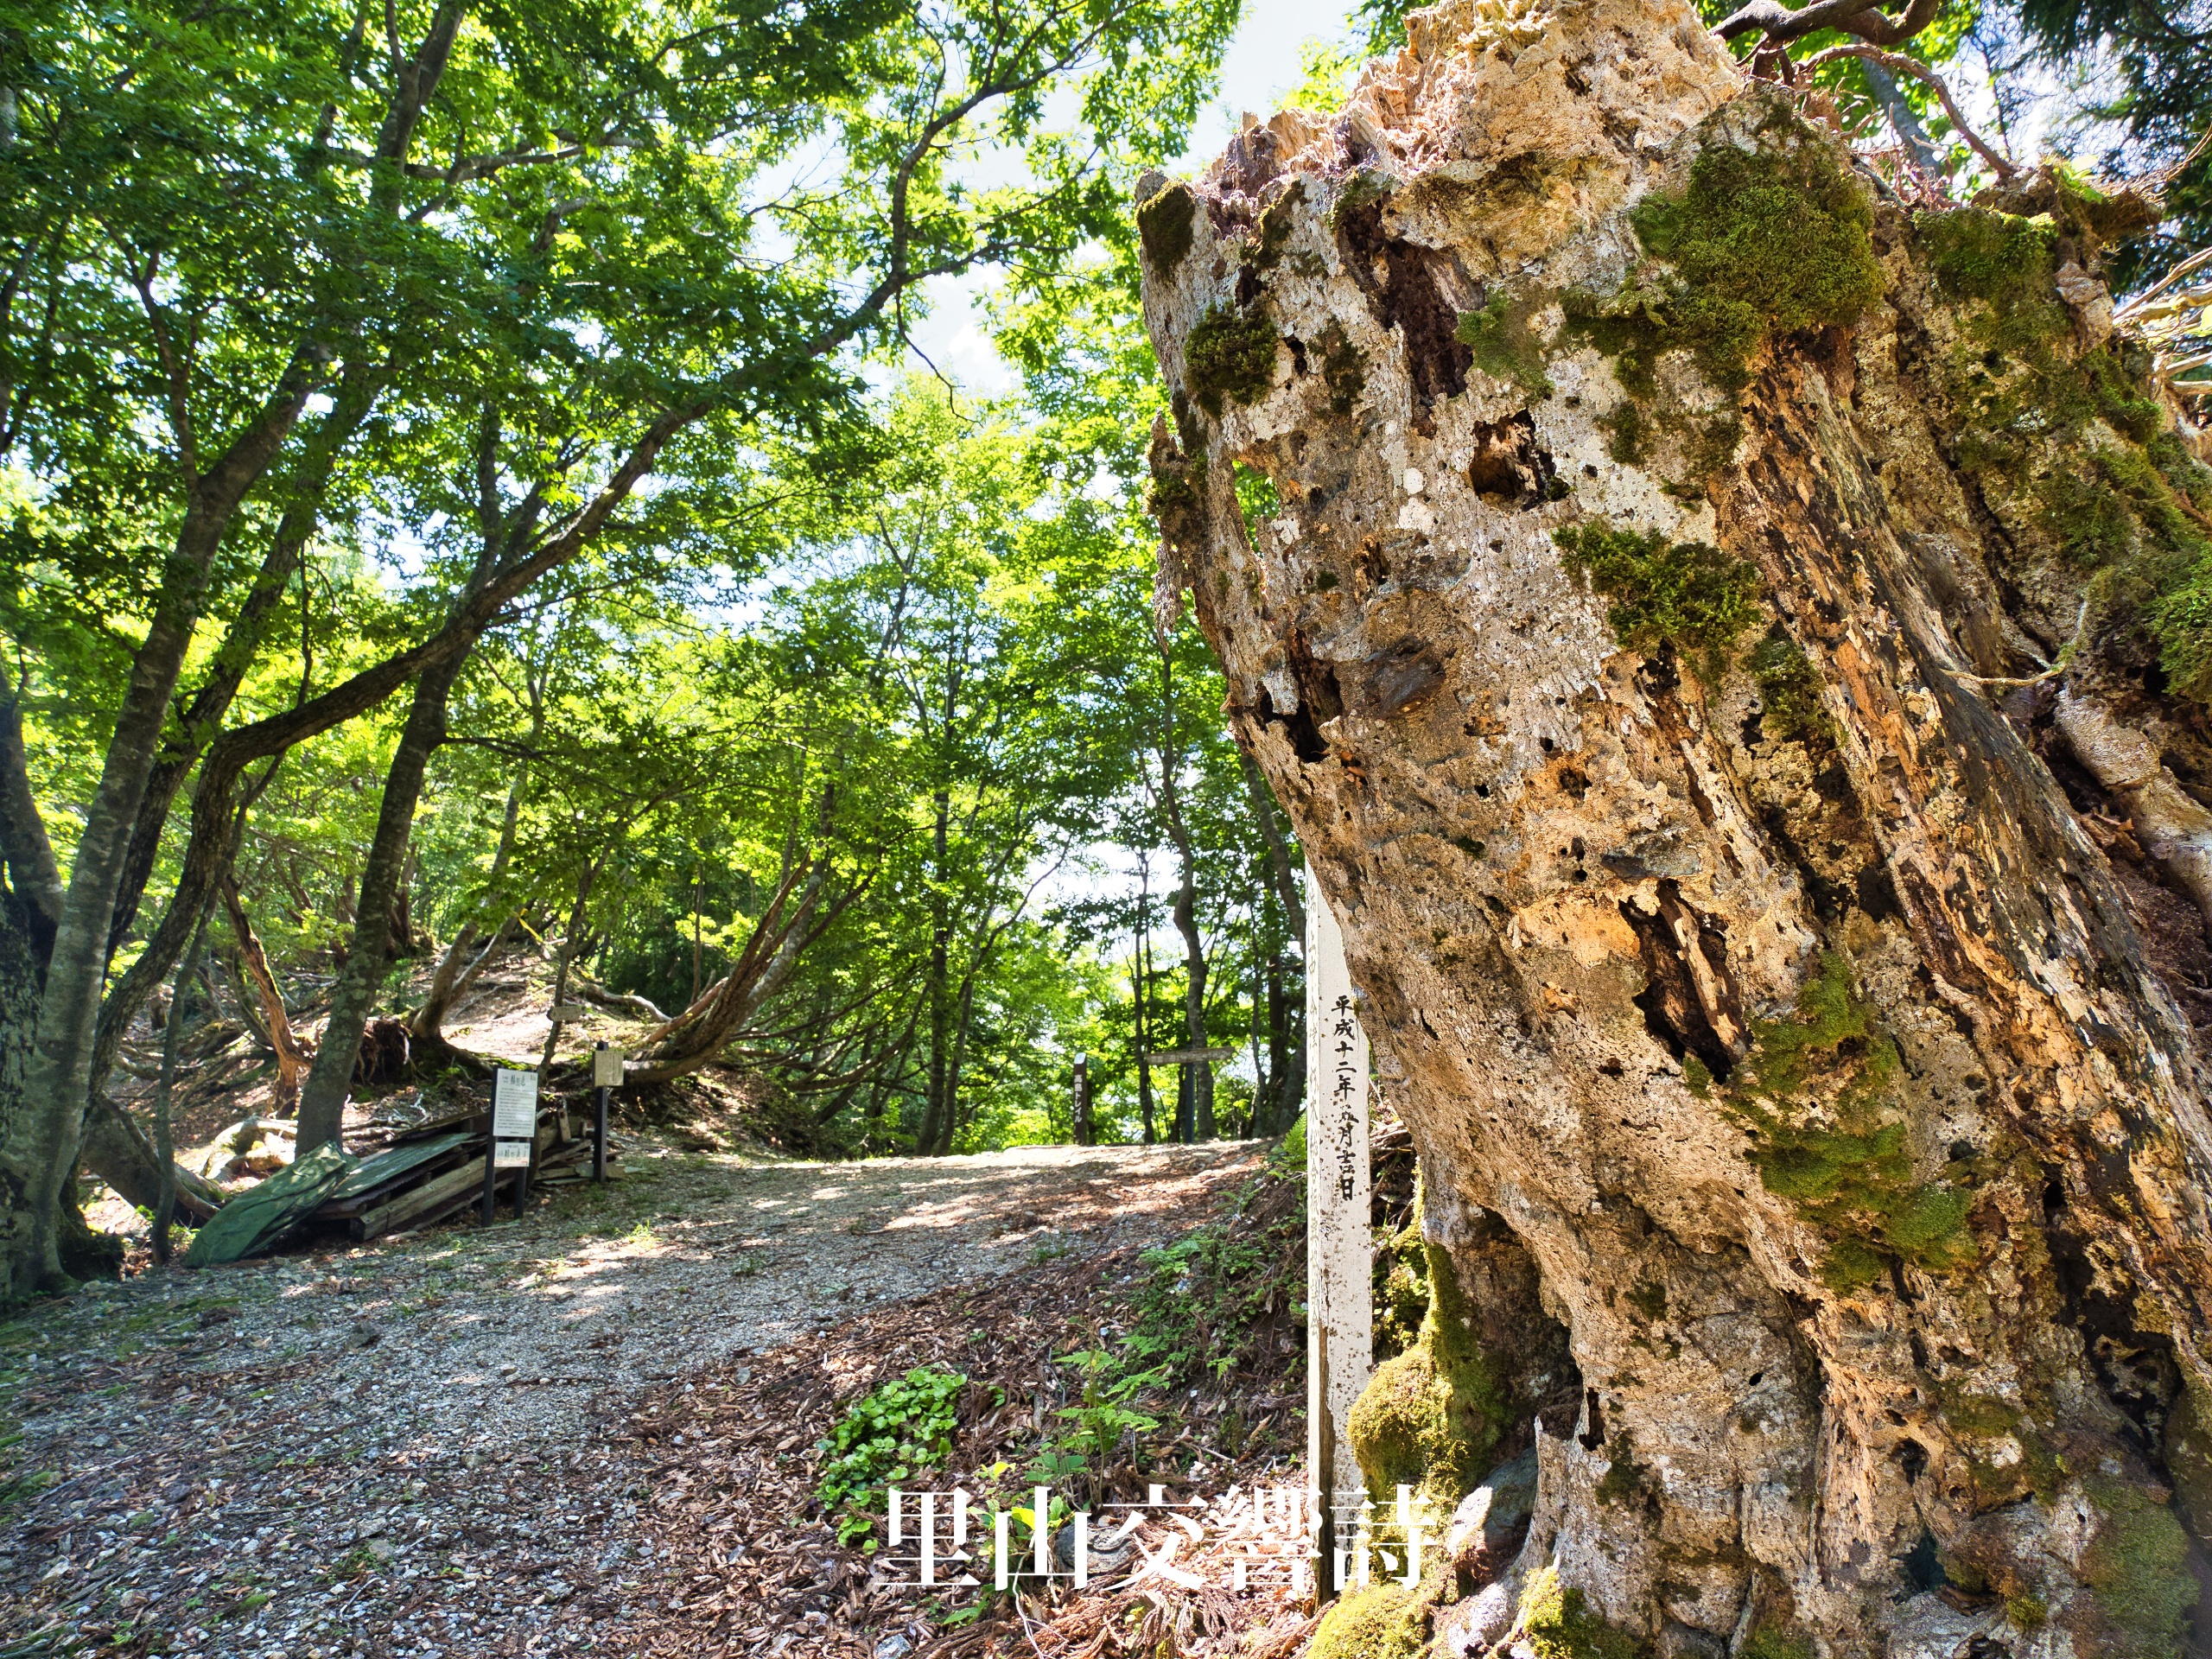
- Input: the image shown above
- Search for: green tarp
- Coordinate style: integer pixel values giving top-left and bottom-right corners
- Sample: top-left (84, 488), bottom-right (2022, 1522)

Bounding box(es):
top-left (182, 1142), bottom-right (355, 1267)
top-left (324, 1132), bottom-right (472, 1205)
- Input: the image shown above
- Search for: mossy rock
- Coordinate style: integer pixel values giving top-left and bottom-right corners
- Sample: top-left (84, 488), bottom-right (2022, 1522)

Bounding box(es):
top-left (1311, 1580), bottom-right (1429, 1659)
top-left (1184, 302), bottom-right (1280, 416)
top-left (1518, 1566), bottom-right (1647, 1659)
top-left (1456, 285), bottom-right (1554, 397)
top-left (1136, 182), bottom-right (1197, 276)
top-left (1319, 321), bottom-right (1366, 415)
top-left (1375, 1188), bottom-right (1430, 1362)
top-left (2162, 1385), bottom-right (2212, 1540)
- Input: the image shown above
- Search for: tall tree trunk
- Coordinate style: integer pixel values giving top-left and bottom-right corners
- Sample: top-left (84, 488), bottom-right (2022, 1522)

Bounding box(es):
top-left (1242, 742), bottom-right (1306, 1137)
top-left (4, 365), bottom-right (315, 1294)
top-left (920, 787), bottom-right (952, 1157)
top-left (1154, 639), bottom-right (1214, 1140)
top-left (0, 886), bottom-right (42, 1282)
top-left (1237, 744), bottom-right (1306, 940)
top-left (1140, 3), bottom-right (2212, 1650)
top-left (296, 645), bottom-right (473, 1150)
top-left (105, 359), bottom-right (387, 960)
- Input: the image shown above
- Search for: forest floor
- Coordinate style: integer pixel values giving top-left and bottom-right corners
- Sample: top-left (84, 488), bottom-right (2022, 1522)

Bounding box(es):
top-left (2, 1135), bottom-right (1318, 1659)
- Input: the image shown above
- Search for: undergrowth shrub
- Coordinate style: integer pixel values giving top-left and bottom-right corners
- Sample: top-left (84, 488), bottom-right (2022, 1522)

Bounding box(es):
top-left (1121, 1162), bottom-right (1305, 1385)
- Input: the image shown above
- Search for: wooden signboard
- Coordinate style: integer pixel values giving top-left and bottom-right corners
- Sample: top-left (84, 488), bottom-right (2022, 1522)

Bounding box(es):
top-left (1305, 867), bottom-right (1371, 1596)
top-left (593, 1046), bottom-right (625, 1089)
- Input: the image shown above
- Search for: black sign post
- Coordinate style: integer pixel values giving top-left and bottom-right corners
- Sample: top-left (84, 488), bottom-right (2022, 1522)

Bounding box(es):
top-left (592, 1043), bottom-right (623, 1181)
top-left (1072, 1052), bottom-right (1091, 1147)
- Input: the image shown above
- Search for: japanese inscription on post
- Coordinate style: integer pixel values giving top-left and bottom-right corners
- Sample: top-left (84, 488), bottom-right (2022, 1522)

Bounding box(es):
top-left (1303, 866), bottom-right (1370, 1581)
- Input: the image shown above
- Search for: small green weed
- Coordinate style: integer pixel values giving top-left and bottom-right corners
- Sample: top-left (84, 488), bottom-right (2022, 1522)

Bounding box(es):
top-left (1049, 1349), bottom-right (1163, 1465)
top-left (814, 1366), bottom-right (969, 1547)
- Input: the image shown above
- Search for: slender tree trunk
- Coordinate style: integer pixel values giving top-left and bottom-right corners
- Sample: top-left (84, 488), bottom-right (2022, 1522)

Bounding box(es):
top-left (1135, 863), bottom-right (1156, 1146)
top-left (537, 860), bottom-right (600, 1077)
top-left (1141, 5), bottom-right (2212, 1649)
top-left (936, 970), bottom-right (984, 1157)
top-left (1237, 744), bottom-right (1306, 940)
top-left (920, 787), bottom-right (952, 1157)
top-left (221, 873), bottom-right (309, 1114)
top-left (1154, 642), bottom-right (1213, 1140)
top-left (296, 645), bottom-right (473, 1151)
top-left (152, 902), bottom-right (214, 1262)
top-left (1263, 933), bottom-right (1294, 1137)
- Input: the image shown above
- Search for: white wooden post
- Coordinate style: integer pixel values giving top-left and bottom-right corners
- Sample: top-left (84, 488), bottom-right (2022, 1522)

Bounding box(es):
top-left (1305, 867), bottom-right (1370, 1596)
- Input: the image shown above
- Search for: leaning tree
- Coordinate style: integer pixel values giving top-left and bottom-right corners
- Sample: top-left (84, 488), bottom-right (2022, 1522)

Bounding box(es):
top-left (1141, 0), bottom-right (2212, 1652)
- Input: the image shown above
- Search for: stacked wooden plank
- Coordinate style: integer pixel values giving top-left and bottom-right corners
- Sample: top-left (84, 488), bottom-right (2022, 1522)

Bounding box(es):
top-left (304, 1103), bottom-right (613, 1241)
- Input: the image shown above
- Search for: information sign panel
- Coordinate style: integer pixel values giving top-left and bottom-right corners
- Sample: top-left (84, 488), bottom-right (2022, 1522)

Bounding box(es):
top-left (491, 1140), bottom-right (532, 1168)
top-left (491, 1069), bottom-right (539, 1138)
top-left (593, 1047), bottom-right (625, 1089)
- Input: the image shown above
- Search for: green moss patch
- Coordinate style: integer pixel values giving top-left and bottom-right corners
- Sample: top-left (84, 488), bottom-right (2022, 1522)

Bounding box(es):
top-left (1519, 1566), bottom-right (1646, 1659)
top-left (1311, 1580), bottom-right (1430, 1659)
top-left (1919, 207), bottom-right (2067, 355)
top-left (1749, 635), bottom-right (1825, 742)
top-left (1725, 953), bottom-right (1975, 1287)
top-left (1346, 1239), bottom-right (1502, 1512)
top-left (2079, 1479), bottom-right (2197, 1659)
top-left (1137, 182), bottom-right (1197, 276)
top-left (1184, 302), bottom-right (1280, 416)
top-left (1569, 122), bottom-right (1879, 398)
top-left (1633, 137), bottom-right (1882, 345)
top-left (1457, 286), bottom-right (1555, 397)
top-left (1554, 523), bottom-right (1762, 682)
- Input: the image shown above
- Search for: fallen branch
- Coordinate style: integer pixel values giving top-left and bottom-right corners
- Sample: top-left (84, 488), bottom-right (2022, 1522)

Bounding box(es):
top-left (569, 970), bottom-right (668, 1022)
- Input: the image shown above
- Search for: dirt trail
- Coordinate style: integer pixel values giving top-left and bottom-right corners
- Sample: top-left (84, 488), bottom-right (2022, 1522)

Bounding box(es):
top-left (1, 1138), bottom-right (1264, 1658)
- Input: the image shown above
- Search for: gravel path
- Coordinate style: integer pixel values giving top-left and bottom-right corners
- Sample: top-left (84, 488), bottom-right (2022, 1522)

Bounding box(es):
top-left (0, 1137), bottom-right (1264, 1658)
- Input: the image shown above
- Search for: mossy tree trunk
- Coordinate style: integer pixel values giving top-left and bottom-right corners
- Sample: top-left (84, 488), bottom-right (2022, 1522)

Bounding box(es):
top-left (1140, 2), bottom-right (2212, 1654)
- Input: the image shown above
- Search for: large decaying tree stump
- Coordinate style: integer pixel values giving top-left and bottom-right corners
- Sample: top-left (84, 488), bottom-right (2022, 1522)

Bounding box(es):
top-left (1139, 2), bottom-right (2212, 1654)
